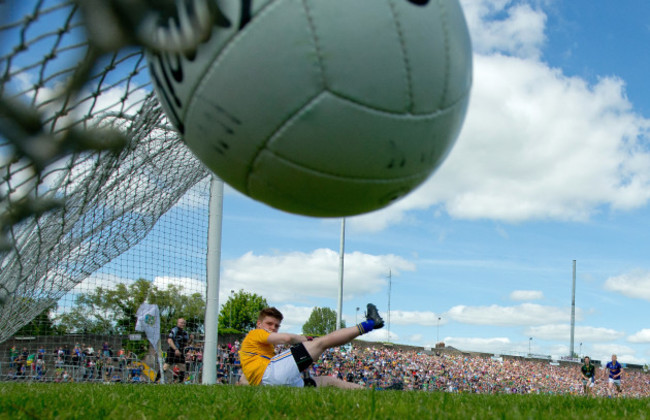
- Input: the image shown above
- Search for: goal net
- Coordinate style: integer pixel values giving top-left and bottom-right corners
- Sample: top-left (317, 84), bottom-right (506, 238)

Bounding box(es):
top-left (1, 0), bottom-right (215, 379)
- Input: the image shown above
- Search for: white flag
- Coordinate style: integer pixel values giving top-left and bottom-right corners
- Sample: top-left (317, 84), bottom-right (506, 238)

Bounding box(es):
top-left (135, 303), bottom-right (160, 348)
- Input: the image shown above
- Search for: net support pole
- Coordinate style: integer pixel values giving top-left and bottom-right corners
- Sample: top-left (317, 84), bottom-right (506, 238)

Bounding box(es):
top-left (202, 176), bottom-right (224, 384)
top-left (337, 218), bottom-right (345, 329)
top-left (569, 259), bottom-right (576, 358)
top-left (156, 341), bottom-right (165, 384)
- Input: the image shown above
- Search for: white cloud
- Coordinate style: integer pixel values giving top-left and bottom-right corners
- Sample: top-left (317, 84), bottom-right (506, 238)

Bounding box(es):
top-left (221, 249), bottom-right (415, 304)
top-left (276, 304), bottom-right (314, 333)
top-left (386, 310), bottom-right (443, 326)
top-left (358, 328), bottom-right (397, 343)
top-left (443, 336), bottom-right (511, 354)
top-left (447, 303), bottom-right (574, 326)
top-left (56, 273), bottom-right (142, 315)
top-left (510, 290), bottom-right (544, 301)
top-left (616, 356), bottom-right (648, 366)
top-left (153, 276), bottom-right (206, 296)
top-left (12, 65), bottom-right (150, 133)
top-left (409, 334), bottom-right (423, 342)
top-left (166, 300), bottom-right (314, 335)
top-left (460, 0), bottom-right (547, 58)
top-left (604, 271), bottom-right (650, 301)
top-left (346, 204), bottom-right (409, 233)
top-left (428, 56), bottom-right (650, 222)
top-left (591, 344), bottom-right (640, 365)
top-left (68, 273), bottom-right (133, 295)
top-left (548, 343), bottom-right (570, 360)
top-left (628, 329), bottom-right (650, 344)
top-left (353, 0), bottom-right (650, 231)
top-left (525, 324), bottom-right (624, 342)
top-left (64, 274), bottom-right (207, 299)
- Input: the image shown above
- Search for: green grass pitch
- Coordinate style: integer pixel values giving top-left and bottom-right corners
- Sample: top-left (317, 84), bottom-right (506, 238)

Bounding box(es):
top-left (1, 383), bottom-right (649, 419)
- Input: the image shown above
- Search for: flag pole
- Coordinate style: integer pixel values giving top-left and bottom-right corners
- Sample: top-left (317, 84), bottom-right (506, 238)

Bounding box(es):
top-left (135, 302), bottom-right (163, 383)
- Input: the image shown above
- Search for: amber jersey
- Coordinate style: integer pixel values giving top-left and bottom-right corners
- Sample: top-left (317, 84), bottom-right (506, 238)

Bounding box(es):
top-left (239, 329), bottom-right (275, 385)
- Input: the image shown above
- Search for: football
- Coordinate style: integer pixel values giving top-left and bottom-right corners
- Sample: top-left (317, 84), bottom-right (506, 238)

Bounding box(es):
top-left (147, 0), bottom-right (472, 217)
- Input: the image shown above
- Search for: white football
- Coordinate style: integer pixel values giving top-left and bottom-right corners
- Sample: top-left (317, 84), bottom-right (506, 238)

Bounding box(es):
top-left (147, 0), bottom-right (472, 217)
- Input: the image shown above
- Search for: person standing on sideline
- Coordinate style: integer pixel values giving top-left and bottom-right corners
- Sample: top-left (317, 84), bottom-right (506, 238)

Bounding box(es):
top-left (239, 304), bottom-right (384, 388)
top-left (580, 356), bottom-right (596, 395)
top-left (9, 345), bottom-right (17, 368)
top-left (606, 354), bottom-right (623, 397)
top-left (156, 318), bottom-right (190, 383)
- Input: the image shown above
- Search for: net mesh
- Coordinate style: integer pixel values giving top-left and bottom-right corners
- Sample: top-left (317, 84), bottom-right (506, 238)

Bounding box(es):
top-left (0, 0), bottom-right (210, 354)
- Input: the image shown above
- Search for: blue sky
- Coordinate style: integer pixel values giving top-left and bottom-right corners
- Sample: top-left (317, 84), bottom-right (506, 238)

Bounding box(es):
top-left (6, 0), bottom-right (650, 366)
top-left (202, 0), bottom-right (650, 365)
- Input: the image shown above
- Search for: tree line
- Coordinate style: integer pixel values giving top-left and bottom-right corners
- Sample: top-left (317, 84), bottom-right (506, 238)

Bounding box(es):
top-left (16, 278), bottom-right (343, 338)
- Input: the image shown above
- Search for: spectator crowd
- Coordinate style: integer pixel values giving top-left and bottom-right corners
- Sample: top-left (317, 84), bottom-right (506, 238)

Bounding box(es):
top-left (306, 346), bottom-right (650, 397)
top-left (4, 341), bottom-right (650, 397)
top-left (6, 342), bottom-right (170, 383)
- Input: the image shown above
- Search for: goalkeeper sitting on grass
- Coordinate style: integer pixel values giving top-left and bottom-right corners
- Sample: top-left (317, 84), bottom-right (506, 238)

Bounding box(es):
top-left (239, 304), bottom-right (384, 388)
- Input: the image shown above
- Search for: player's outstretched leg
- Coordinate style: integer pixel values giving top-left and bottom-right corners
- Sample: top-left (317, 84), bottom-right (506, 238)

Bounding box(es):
top-left (313, 375), bottom-right (362, 389)
top-left (303, 303), bottom-right (383, 362)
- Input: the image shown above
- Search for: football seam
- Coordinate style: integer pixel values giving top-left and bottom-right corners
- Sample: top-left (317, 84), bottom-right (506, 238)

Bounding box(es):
top-left (387, 0), bottom-right (415, 113)
top-left (242, 0), bottom-right (326, 195)
top-left (246, 79), bottom-right (470, 192)
top-left (436, 0), bottom-right (451, 109)
top-left (300, 0), bottom-right (328, 90)
top-left (250, 89), bottom-right (467, 182)
top-left (253, 147), bottom-right (431, 183)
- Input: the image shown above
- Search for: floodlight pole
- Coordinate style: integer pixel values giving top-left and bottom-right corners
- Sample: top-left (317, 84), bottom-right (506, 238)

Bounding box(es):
top-left (337, 218), bottom-right (345, 330)
top-left (387, 269), bottom-right (391, 342)
top-left (203, 176), bottom-right (224, 384)
top-left (570, 260), bottom-right (576, 358)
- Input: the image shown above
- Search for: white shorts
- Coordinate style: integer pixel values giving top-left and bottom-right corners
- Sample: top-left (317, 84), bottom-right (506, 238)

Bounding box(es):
top-left (608, 378), bottom-right (621, 386)
top-left (261, 350), bottom-right (304, 387)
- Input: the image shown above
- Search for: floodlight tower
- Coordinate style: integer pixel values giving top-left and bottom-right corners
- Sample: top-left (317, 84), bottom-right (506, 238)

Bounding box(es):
top-left (387, 269), bottom-right (392, 342)
top-left (570, 260), bottom-right (576, 358)
top-left (337, 218), bottom-right (345, 329)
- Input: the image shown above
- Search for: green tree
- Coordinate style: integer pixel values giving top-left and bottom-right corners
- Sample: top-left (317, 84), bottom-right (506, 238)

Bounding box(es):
top-left (150, 284), bottom-right (206, 333)
top-left (14, 304), bottom-right (60, 336)
top-left (302, 307), bottom-right (344, 336)
top-left (218, 290), bottom-right (268, 334)
top-left (56, 278), bottom-right (206, 334)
